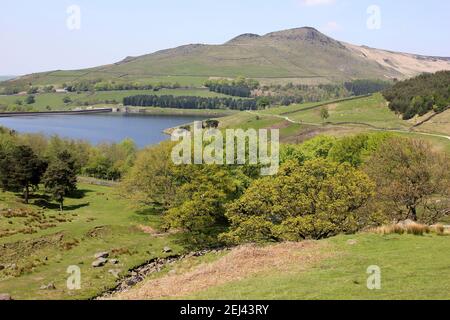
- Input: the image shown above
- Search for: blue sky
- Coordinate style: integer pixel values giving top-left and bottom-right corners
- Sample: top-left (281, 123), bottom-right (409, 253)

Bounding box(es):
top-left (1, 0), bottom-right (449, 75)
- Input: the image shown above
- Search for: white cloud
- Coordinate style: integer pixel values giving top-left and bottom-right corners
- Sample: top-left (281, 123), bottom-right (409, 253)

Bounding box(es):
top-left (300, 0), bottom-right (336, 6)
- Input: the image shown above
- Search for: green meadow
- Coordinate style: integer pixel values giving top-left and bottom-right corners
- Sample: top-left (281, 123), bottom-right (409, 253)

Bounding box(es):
top-left (0, 88), bottom-right (228, 112)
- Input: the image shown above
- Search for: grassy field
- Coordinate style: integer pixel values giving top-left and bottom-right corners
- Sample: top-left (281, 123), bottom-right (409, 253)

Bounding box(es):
top-left (0, 183), bottom-right (183, 300)
top-left (217, 94), bottom-right (450, 151)
top-left (190, 233), bottom-right (450, 300)
top-left (276, 94), bottom-right (408, 130)
top-left (115, 233), bottom-right (450, 300)
top-left (413, 109), bottom-right (450, 136)
top-left (0, 88), bottom-right (228, 112)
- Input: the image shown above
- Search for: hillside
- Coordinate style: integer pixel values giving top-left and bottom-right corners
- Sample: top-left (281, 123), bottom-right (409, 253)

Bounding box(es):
top-left (3, 27), bottom-right (450, 89)
top-left (218, 94), bottom-right (450, 152)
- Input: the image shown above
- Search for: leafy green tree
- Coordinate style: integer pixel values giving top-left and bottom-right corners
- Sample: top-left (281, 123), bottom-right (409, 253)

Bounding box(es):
top-left (281, 136), bottom-right (336, 164)
top-left (320, 106), bottom-right (330, 123)
top-left (0, 145), bottom-right (47, 203)
top-left (63, 96), bottom-right (72, 104)
top-left (120, 142), bottom-right (177, 209)
top-left (43, 151), bottom-right (77, 211)
top-left (27, 87), bottom-right (39, 94)
top-left (25, 95), bottom-right (35, 104)
top-left (328, 133), bottom-right (391, 167)
top-left (163, 164), bottom-right (253, 245)
top-left (221, 158), bottom-right (375, 244)
top-left (256, 97), bottom-right (271, 109)
top-left (364, 138), bottom-right (450, 222)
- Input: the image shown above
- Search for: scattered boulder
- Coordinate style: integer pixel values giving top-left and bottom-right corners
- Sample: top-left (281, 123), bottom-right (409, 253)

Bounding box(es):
top-left (108, 269), bottom-right (122, 278)
top-left (168, 269), bottom-right (177, 276)
top-left (94, 252), bottom-right (109, 259)
top-left (40, 283), bottom-right (56, 290)
top-left (0, 293), bottom-right (12, 301)
top-left (110, 259), bottom-right (119, 265)
top-left (163, 246), bottom-right (172, 253)
top-left (92, 258), bottom-right (108, 268)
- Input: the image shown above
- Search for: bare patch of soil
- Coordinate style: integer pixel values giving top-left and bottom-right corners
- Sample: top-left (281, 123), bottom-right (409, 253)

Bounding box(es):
top-left (113, 241), bottom-right (326, 300)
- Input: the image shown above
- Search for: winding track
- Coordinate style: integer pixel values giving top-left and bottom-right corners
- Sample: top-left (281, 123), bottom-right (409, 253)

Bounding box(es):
top-left (246, 111), bottom-right (450, 141)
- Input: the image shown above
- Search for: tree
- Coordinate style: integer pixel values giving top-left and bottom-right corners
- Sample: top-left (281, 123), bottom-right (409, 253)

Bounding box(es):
top-left (43, 151), bottom-right (77, 211)
top-left (204, 120), bottom-right (220, 128)
top-left (120, 142), bottom-right (178, 209)
top-left (25, 95), bottom-right (35, 104)
top-left (364, 138), bottom-right (450, 222)
top-left (27, 87), bottom-right (39, 94)
top-left (328, 133), bottom-right (391, 167)
top-left (63, 96), bottom-right (72, 104)
top-left (221, 158), bottom-right (375, 244)
top-left (163, 164), bottom-right (252, 245)
top-left (256, 97), bottom-right (271, 109)
top-left (320, 106), bottom-right (330, 123)
top-left (0, 145), bottom-right (47, 203)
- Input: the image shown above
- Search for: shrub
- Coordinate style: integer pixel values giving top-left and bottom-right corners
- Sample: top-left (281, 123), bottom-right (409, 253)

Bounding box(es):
top-left (221, 158), bottom-right (375, 244)
top-left (405, 223), bottom-right (430, 236)
top-left (431, 224), bottom-right (446, 236)
top-left (372, 222), bottom-right (431, 236)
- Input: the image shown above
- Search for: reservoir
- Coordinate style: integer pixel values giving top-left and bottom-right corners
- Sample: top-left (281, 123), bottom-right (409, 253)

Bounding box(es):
top-left (0, 113), bottom-right (206, 148)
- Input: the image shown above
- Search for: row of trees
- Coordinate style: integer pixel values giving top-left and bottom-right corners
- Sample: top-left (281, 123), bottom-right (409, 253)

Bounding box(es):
top-left (93, 81), bottom-right (183, 92)
top-left (121, 133), bottom-right (450, 247)
top-left (0, 128), bottom-right (137, 184)
top-left (204, 78), bottom-right (259, 98)
top-left (64, 80), bottom-right (184, 93)
top-left (344, 79), bottom-right (392, 96)
top-left (205, 83), bottom-right (251, 98)
top-left (383, 71), bottom-right (450, 119)
top-left (123, 95), bottom-right (258, 110)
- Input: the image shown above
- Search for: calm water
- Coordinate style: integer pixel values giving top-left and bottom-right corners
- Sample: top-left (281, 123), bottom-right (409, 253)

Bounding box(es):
top-left (0, 113), bottom-right (205, 148)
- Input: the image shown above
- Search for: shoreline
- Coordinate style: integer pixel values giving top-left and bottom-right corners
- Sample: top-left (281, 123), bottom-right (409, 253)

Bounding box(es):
top-left (0, 108), bottom-right (113, 117)
top-left (0, 107), bottom-right (236, 118)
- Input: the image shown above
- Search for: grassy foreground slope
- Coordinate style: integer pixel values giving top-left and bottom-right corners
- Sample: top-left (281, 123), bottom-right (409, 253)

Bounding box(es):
top-left (115, 233), bottom-right (450, 300)
top-left (192, 234), bottom-right (450, 300)
top-left (0, 183), bottom-right (183, 300)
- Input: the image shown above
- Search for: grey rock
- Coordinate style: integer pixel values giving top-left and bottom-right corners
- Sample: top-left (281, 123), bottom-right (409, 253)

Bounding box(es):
top-left (92, 258), bottom-right (108, 268)
top-left (40, 283), bottom-right (56, 290)
top-left (163, 246), bottom-right (172, 253)
top-left (108, 269), bottom-right (122, 278)
top-left (94, 251), bottom-right (109, 259)
top-left (168, 269), bottom-right (177, 276)
top-left (110, 259), bottom-right (119, 265)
